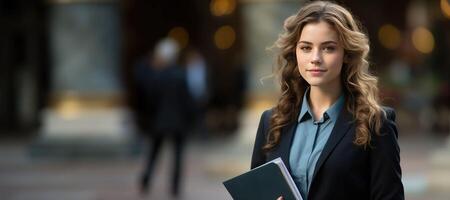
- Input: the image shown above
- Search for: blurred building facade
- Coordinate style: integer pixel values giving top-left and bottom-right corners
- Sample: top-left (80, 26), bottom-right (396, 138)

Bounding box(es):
top-left (0, 0), bottom-right (448, 137)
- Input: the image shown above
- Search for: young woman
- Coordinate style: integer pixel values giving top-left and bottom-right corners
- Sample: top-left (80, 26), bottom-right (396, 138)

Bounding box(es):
top-left (251, 1), bottom-right (404, 200)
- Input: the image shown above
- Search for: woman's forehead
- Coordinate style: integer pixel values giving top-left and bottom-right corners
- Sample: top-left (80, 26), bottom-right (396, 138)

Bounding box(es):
top-left (298, 21), bottom-right (339, 43)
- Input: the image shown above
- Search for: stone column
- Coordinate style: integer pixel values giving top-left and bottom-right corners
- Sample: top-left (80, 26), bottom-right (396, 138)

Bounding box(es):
top-left (241, 0), bottom-right (305, 102)
top-left (30, 0), bottom-right (133, 158)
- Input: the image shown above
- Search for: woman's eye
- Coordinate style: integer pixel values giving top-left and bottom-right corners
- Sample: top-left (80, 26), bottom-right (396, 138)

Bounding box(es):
top-left (324, 46), bottom-right (336, 52)
top-left (299, 46), bottom-right (312, 51)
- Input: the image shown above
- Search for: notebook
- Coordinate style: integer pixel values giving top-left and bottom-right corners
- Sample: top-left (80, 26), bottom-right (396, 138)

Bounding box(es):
top-left (223, 157), bottom-right (303, 200)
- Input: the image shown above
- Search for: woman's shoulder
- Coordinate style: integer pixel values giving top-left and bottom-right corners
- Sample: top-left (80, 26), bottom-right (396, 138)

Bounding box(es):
top-left (261, 108), bottom-right (274, 117)
top-left (377, 106), bottom-right (399, 139)
top-left (260, 107), bottom-right (276, 124)
top-left (381, 106), bottom-right (396, 122)
top-left (256, 108), bottom-right (275, 134)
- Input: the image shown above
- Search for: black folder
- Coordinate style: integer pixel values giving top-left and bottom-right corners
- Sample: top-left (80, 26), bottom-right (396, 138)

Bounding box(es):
top-left (223, 158), bottom-right (302, 200)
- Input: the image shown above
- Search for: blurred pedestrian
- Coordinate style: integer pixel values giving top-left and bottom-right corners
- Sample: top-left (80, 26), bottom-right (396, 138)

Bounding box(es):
top-left (134, 38), bottom-right (193, 197)
top-left (179, 47), bottom-right (209, 138)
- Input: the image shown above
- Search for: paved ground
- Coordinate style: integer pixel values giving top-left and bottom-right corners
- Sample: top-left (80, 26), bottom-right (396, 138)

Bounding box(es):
top-left (0, 108), bottom-right (449, 200)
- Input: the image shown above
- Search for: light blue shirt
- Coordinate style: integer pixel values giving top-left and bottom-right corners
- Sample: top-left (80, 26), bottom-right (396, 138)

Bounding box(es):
top-left (186, 59), bottom-right (207, 101)
top-left (289, 89), bottom-right (345, 200)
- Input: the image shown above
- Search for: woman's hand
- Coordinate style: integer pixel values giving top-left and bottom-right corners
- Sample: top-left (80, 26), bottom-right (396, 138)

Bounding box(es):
top-left (277, 196), bottom-right (284, 200)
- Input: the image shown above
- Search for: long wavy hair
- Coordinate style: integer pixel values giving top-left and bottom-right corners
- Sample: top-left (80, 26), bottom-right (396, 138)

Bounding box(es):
top-left (263, 1), bottom-right (385, 151)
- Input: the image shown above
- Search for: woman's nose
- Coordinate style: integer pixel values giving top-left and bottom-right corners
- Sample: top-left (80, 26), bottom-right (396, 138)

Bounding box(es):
top-left (311, 49), bottom-right (322, 65)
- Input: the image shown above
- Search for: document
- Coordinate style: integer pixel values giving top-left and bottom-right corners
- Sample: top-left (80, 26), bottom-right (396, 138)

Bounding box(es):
top-left (223, 157), bottom-right (303, 200)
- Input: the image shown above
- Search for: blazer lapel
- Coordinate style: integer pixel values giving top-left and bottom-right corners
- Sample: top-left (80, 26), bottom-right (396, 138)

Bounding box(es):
top-left (279, 121), bottom-right (297, 172)
top-left (270, 121), bottom-right (297, 173)
top-left (311, 108), bottom-right (354, 179)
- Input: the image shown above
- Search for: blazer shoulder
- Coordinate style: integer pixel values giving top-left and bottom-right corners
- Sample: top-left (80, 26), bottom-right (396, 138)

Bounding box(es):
top-left (257, 108), bottom-right (274, 137)
top-left (382, 106), bottom-right (396, 122)
top-left (380, 106), bottom-right (399, 139)
top-left (261, 108), bottom-right (274, 125)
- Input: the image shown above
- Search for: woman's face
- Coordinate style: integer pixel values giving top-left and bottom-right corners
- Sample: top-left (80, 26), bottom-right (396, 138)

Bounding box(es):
top-left (296, 20), bottom-right (345, 89)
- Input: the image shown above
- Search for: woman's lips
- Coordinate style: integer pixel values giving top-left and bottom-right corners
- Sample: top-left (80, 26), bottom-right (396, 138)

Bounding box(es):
top-left (307, 69), bottom-right (327, 76)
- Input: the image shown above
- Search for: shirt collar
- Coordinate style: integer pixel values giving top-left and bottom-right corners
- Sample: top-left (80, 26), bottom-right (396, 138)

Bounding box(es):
top-left (326, 93), bottom-right (345, 123)
top-left (298, 88), bottom-right (313, 122)
top-left (298, 88), bottom-right (345, 123)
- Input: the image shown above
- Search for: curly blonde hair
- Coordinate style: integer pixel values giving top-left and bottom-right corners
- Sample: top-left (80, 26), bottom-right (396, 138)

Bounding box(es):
top-left (263, 1), bottom-right (385, 151)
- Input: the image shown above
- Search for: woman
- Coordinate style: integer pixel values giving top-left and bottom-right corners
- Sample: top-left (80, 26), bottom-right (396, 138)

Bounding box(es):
top-left (251, 1), bottom-right (404, 200)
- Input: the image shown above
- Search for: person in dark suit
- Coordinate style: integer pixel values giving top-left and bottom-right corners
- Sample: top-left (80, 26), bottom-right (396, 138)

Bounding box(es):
top-left (135, 38), bottom-right (193, 197)
top-left (251, 1), bottom-right (404, 200)
top-left (178, 47), bottom-right (210, 137)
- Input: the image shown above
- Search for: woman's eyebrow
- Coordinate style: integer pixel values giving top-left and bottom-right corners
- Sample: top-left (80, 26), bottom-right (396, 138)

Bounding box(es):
top-left (321, 41), bottom-right (337, 45)
top-left (297, 40), bottom-right (338, 45)
top-left (298, 41), bottom-right (312, 45)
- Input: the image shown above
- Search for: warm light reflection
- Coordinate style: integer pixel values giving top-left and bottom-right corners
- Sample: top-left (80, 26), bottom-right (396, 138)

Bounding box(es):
top-left (214, 25), bottom-right (235, 50)
top-left (57, 98), bottom-right (81, 120)
top-left (441, 0), bottom-right (450, 19)
top-left (412, 27), bottom-right (435, 54)
top-left (378, 24), bottom-right (401, 50)
top-left (168, 27), bottom-right (189, 49)
top-left (210, 0), bottom-right (236, 16)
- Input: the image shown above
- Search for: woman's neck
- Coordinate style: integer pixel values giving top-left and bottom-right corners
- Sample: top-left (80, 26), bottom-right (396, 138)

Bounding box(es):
top-left (308, 85), bottom-right (342, 120)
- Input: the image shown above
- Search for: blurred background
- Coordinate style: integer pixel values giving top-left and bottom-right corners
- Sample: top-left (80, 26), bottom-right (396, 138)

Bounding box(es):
top-left (0, 0), bottom-right (448, 199)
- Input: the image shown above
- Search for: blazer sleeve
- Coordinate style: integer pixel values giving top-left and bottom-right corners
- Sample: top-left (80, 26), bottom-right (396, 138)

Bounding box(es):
top-left (250, 109), bottom-right (271, 169)
top-left (369, 108), bottom-right (405, 200)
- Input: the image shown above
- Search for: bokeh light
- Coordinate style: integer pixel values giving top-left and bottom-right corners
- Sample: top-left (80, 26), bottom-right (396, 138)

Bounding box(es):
top-left (214, 25), bottom-right (235, 50)
top-left (210, 0), bottom-right (236, 17)
top-left (168, 26), bottom-right (189, 49)
top-left (441, 0), bottom-right (450, 19)
top-left (412, 27), bottom-right (435, 54)
top-left (378, 24), bottom-right (402, 50)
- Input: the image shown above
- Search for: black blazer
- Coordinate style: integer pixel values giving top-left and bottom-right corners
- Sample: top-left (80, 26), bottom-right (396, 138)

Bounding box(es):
top-left (251, 106), bottom-right (404, 200)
